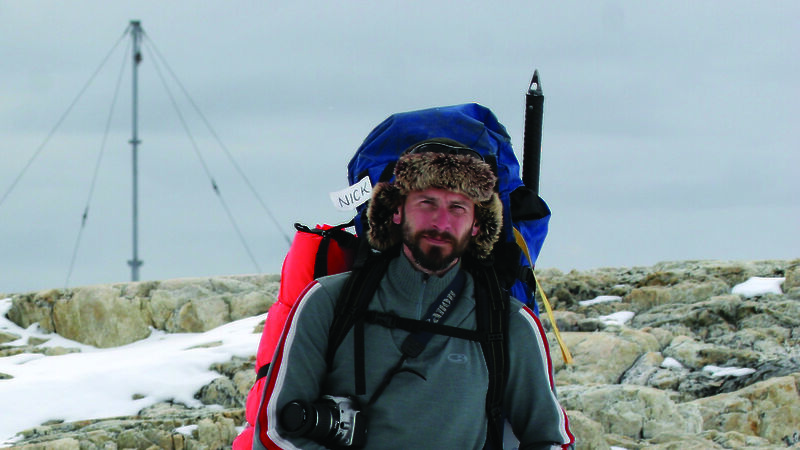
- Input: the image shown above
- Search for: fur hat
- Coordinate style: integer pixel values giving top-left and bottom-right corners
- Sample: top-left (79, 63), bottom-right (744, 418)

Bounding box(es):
top-left (366, 139), bottom-right (503, 259)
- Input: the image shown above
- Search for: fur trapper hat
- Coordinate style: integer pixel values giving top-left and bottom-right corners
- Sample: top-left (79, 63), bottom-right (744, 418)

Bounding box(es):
top-left (366, 138), bottom-right (503, 259)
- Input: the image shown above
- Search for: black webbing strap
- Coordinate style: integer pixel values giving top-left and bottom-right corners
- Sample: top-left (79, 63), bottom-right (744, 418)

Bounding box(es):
top-left (256, 363), bottom-right (270, 381)
top-left (326, 246), bottom-right (392, 395)
top-left (313, 231), bottom-right (331, 279)
top-left (471, 263), bottom-right (509, 450)
top-left (363, 311), bottom-right (482, 342)
top-left (292, 221), bottom-right (358, 279)
top-left (377, 162), bottom-right (397, 184)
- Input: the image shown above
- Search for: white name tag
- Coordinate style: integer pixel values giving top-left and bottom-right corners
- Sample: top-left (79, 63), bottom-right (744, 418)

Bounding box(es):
top-left (329, 176), bottom-right (373, 211)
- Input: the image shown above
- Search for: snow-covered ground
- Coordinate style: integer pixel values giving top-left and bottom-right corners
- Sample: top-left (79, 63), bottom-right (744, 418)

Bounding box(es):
top-left (0, 298), bottom-right (264, 446)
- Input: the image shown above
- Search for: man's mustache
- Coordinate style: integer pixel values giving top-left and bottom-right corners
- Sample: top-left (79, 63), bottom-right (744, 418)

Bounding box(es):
top-left (420, 230), bottom-right (456, 243)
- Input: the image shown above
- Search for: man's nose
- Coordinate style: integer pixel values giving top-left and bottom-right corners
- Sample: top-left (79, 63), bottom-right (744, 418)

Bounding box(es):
top-left (430, 207), bottom-right (451, 231)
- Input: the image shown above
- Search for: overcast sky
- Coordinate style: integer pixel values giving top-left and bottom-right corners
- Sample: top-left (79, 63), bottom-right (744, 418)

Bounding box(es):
top-left (1, 1), bottom-right (798, 294)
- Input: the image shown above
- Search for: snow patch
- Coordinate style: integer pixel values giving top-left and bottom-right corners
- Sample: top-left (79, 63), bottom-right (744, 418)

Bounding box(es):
top-left (174, 424), bottom-right (198, 436)
top-left (703, 365), bottom-right (756, 377)
top-left (661, 357), bottom-right (684, 370)
top-left (579, 295), bottom-right (622, 306)
top-left (732, 277), bottom-right (784, 297)
top-left (599, 311), bottom-right (634, 326)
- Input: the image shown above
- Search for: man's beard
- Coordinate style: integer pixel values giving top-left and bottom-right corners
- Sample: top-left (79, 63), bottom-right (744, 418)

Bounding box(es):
top-left (401, 221), bottom-right (472, 273)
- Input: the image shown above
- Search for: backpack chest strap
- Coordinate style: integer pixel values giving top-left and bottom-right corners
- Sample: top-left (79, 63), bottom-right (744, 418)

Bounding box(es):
top-left (362, 269), bottom-right (467, 404)
top-left (363, 311), bottom-right (484, 343)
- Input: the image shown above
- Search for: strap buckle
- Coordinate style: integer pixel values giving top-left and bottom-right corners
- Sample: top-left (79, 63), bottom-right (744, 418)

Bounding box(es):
top-left (367, 311), bottom-right (398, 329)
top-left (487, 332), bottom-right (504, 342)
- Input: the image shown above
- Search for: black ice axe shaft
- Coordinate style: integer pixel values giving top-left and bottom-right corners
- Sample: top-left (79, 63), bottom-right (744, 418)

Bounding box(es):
top-left (522, 69), bottom-right (544, 195)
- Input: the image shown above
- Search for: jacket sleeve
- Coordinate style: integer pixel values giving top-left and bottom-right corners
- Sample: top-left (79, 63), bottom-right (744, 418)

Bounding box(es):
top-left (505, 303), bottom-right (575, 450)
top-left (253, 280), bottom-right (341, 450)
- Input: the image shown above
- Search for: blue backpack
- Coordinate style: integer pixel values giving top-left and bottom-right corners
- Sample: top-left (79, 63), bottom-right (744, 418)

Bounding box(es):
top-left (347, 103), bottom-right (550, 314)
top-left (246, 100), bottom-right (572, 450)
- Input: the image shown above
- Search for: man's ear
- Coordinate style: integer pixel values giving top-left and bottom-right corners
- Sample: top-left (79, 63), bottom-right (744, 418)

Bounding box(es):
top-left (392, 205), bottom-right (403, 225)
top-left (471, 221), bottom-right (480, 237)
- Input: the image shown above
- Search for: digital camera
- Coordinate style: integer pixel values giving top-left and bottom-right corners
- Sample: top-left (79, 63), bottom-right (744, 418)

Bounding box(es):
top-left (280, 395), bottom-right (366, 448)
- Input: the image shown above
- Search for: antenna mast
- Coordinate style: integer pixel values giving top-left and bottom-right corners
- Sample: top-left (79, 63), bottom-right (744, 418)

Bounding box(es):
top-left (128, 20), bottom-right (144, 281)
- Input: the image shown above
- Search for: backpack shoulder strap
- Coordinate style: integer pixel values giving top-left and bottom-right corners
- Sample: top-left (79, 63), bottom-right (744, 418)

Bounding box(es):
top-left (326, 241), bottom-right (393, 395)
top-left (468, 261), bottom-right (510, 450)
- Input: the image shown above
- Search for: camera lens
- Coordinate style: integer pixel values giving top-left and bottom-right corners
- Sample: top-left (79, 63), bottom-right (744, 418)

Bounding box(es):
top-left (280, 401), bottom-right (311, 434)
top-left (280, 396), bottom-right (365, 447)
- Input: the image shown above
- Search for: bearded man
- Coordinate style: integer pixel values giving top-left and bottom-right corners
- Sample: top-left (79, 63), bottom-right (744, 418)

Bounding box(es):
top-left (254, 139), bottom-right (574, 450)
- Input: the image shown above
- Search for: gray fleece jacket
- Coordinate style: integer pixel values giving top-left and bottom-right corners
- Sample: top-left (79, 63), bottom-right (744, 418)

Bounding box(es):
top-left (254, 255), bottom-right (574, 449)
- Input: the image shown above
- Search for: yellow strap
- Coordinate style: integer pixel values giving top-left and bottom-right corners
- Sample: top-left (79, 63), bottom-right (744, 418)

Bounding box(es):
top-left (512, 228), bottom-right (573, 364)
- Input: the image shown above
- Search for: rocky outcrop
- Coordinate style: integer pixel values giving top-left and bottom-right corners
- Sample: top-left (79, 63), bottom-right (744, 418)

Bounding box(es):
top-left (2, 259), bottom-right (799, 449)
top-left (9, 404), bottom-right (243, 450)
top-left (538, 258), bottom-right (800, 449)
top-left (5, 274), bottom-right (279, 348)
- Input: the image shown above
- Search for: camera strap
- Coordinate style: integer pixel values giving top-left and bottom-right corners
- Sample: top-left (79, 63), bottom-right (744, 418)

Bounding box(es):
top-left (367, 269), bottom-right (467, 406)
top-left (401, 269), bottom-right (467, 357)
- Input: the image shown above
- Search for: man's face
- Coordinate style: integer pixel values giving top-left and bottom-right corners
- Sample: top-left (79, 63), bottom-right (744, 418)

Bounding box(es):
top-left (392, 188), bottom-right (480, 274)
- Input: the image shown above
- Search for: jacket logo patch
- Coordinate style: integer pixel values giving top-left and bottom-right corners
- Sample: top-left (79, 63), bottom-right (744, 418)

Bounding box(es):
top-left (447, 353), bottom-right (468, 364)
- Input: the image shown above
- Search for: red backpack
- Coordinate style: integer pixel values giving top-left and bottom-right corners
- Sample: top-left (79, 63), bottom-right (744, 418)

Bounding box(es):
top-left (233, 223), bottom-right (356, 449)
